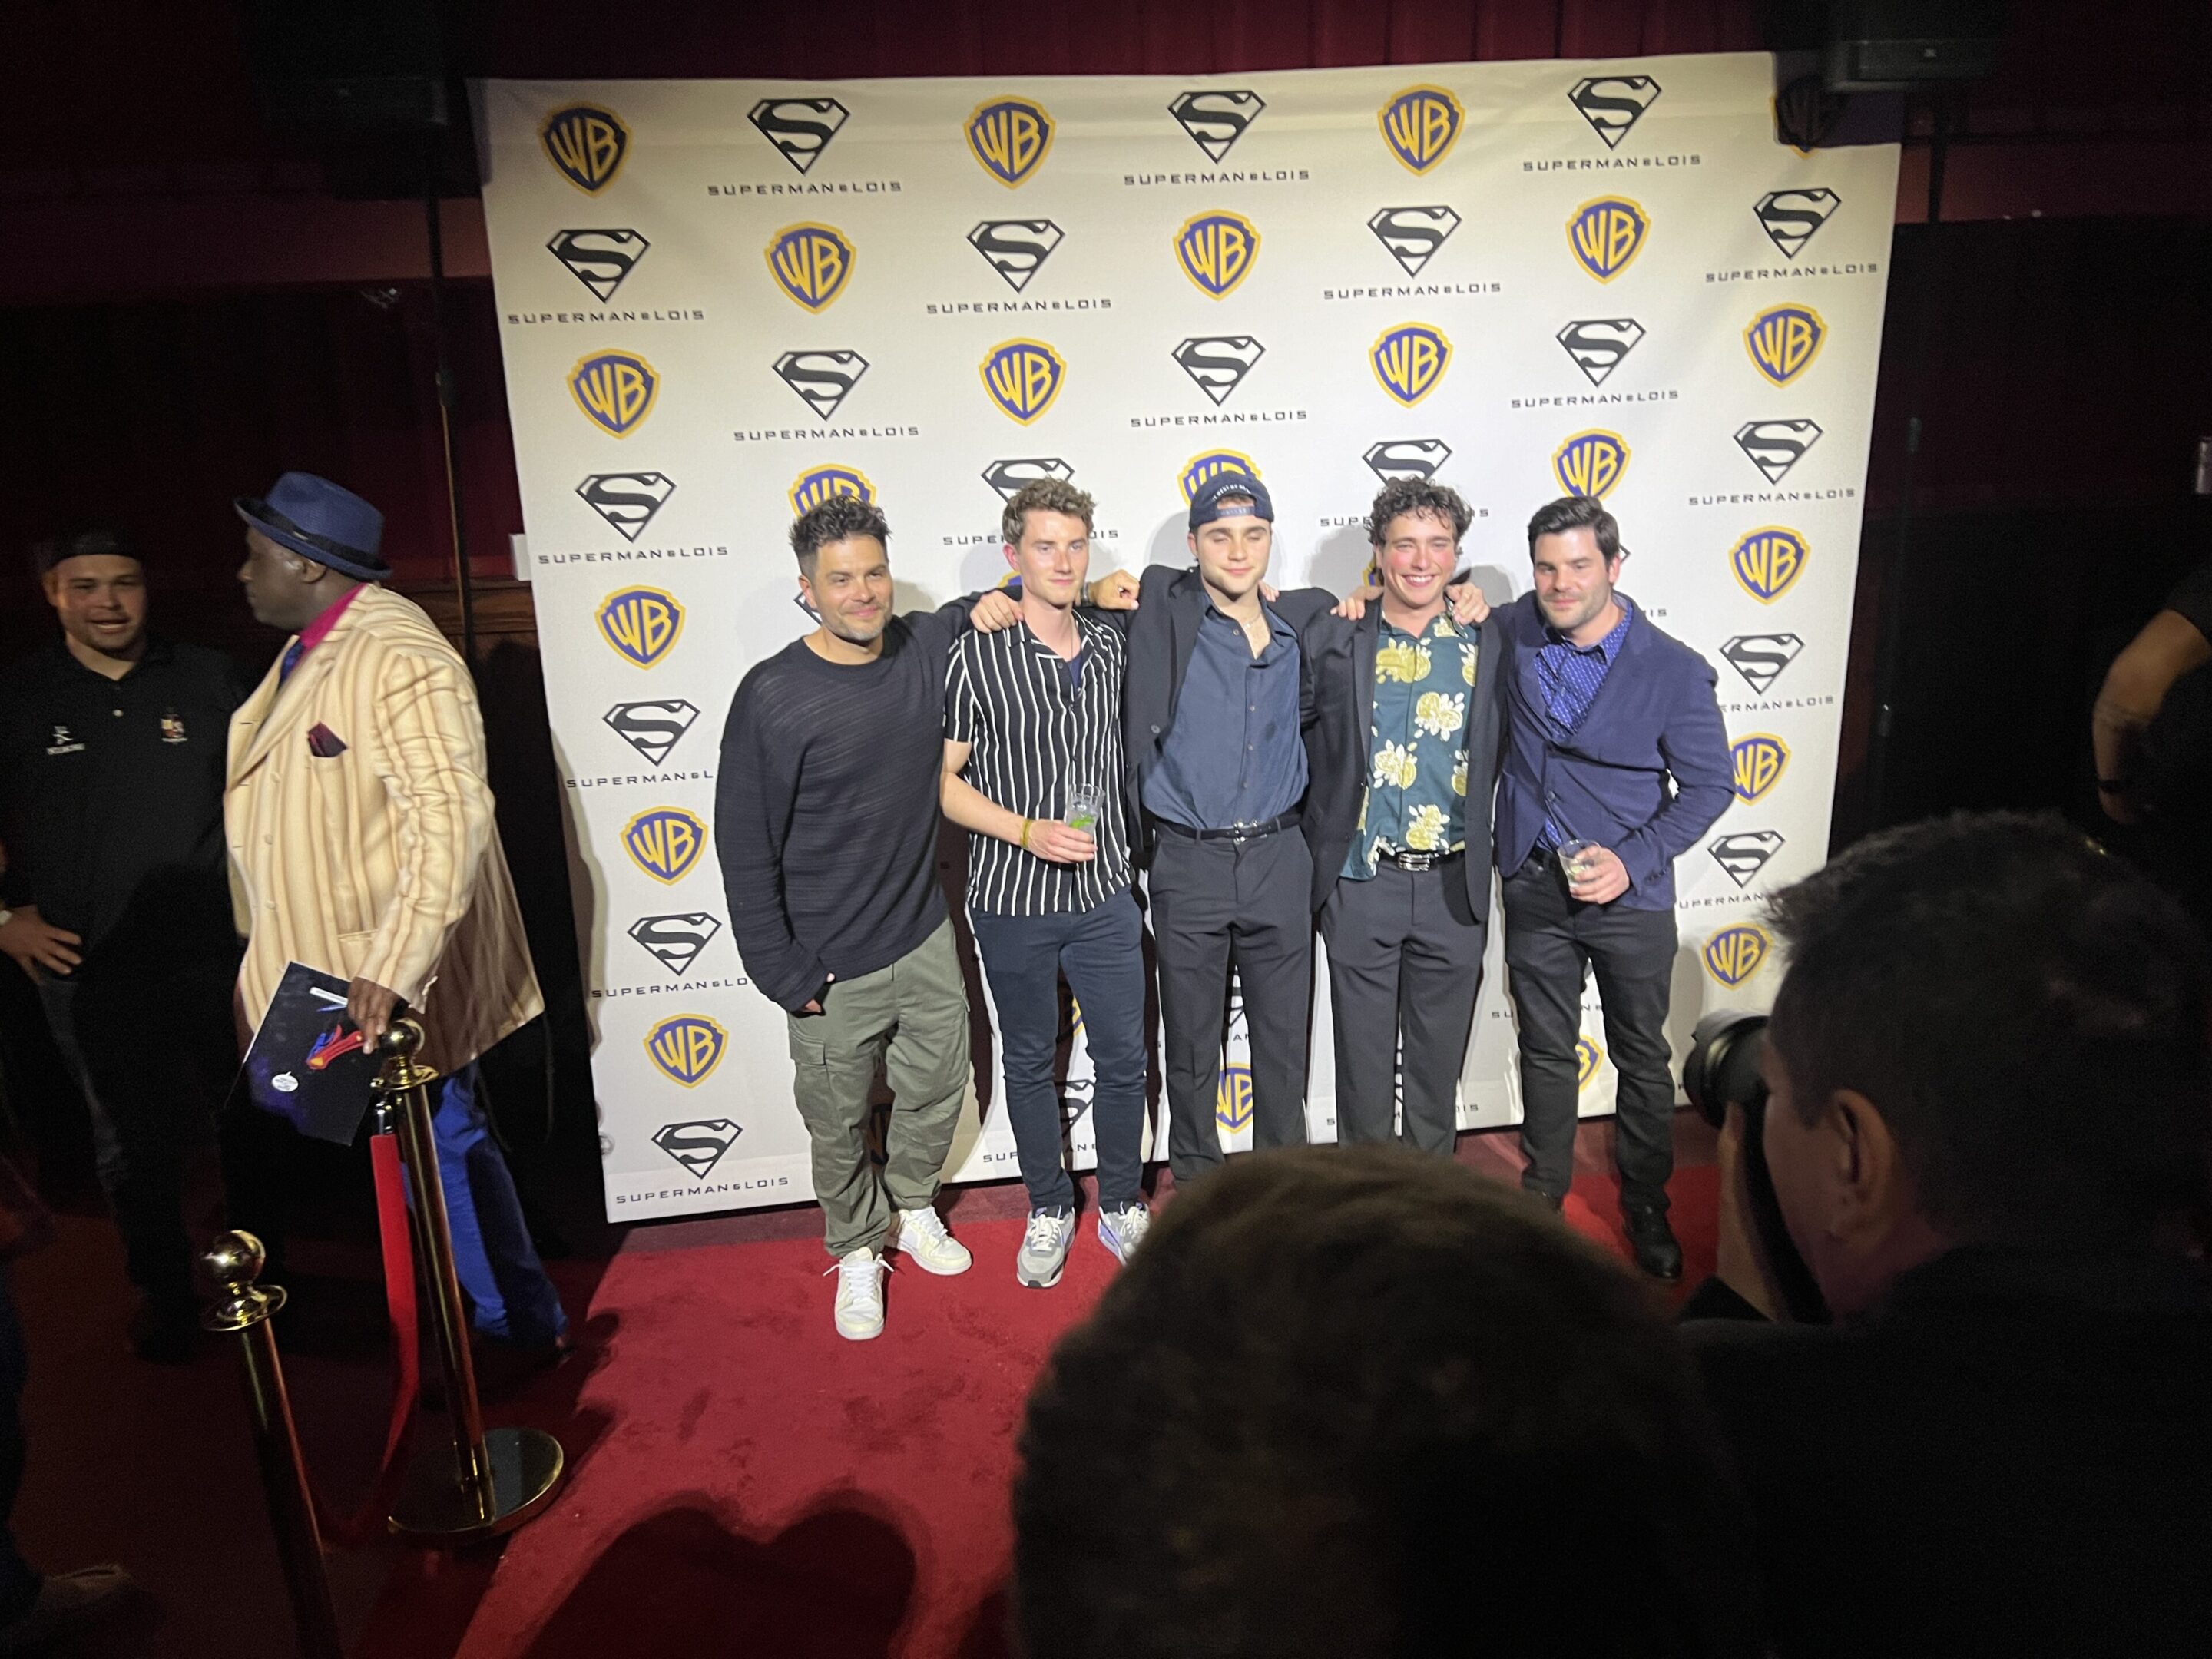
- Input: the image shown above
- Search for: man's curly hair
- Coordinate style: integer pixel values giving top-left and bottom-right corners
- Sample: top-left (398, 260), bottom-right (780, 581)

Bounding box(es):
top-left (1002, 478), bottom-right (1097, 548)
top-left (790, 493), bottom-right (891, 574)
top-left (1364, 478), bottom-right (1473, 548)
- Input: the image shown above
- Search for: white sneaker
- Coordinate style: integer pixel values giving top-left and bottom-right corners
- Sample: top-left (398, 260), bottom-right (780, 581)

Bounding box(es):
top-left (1097, 1202), bottom-right (1151, 1264)
top-left (827, 1248), bottom-right (889, 1340)
top-left (896, 1206), bottom-right (972, 1276)
top-left (1018, 1207), bottom-right (1075, 1289)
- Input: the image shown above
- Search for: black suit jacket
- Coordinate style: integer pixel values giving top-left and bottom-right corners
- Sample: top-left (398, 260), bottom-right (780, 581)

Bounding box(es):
top-left (1684, 1248), bottom-right (2212, 1658)
top-left (1298, 606), bottom-right (1505, 915)
top-left (1114, 563), bottom-right (1336, 866)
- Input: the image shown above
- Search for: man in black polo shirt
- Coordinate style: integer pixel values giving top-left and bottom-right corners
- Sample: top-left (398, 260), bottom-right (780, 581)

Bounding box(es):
top-left (0, 530), bottom-right (247, 1360)
top-left (942, 478), bottom-right (1147, 1290)
top-left (717, 495), bottom-right (1134, 1340)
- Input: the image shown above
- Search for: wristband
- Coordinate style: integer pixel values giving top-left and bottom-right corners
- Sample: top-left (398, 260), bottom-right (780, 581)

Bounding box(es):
top-left (1019, 817), bottom-right (1033, 850)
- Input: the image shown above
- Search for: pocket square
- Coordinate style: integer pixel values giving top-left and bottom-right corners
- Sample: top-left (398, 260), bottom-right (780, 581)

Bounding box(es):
top-left (306, 723), bottom-right (348, 759)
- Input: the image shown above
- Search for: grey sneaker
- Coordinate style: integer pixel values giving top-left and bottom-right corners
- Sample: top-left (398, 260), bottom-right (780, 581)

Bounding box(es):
top-left (1096, 1202), bottom-right (1151, 1264)
top-left (1017, 1206), bottom-right (1075, 1289)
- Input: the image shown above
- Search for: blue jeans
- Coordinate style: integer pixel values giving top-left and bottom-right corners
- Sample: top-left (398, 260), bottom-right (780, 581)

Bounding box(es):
top-left (426, 1065), bottom-right (568, 1347)
top-left (971, 890), bottom-right (1148, 1213)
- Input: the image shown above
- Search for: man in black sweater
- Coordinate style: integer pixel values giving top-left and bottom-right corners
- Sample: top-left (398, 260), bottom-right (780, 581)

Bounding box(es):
top-left (1684, 812), bottom-right (2212, 1656)
top-left (716, 495), bottom-right (1132, 1340)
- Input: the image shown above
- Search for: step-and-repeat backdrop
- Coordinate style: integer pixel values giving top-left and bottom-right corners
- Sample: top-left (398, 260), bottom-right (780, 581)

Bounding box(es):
top-left (476, 56), bottom-right (1897, 1220)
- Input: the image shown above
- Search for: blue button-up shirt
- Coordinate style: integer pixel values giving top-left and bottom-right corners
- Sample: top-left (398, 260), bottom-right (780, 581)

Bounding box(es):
top-left (1145, 604), bottom-right (1307, 830)
top-left (1535, 596), bottom-right (1635, 849)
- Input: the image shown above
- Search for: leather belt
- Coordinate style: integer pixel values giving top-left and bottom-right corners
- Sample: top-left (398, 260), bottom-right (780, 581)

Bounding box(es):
top-left (1378, 846), bottom-right (1464, 872)
top-left (1154, 810), bottom-right (1300, 845)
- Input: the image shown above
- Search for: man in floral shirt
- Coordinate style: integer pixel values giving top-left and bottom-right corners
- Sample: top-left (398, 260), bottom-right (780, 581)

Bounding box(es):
top-left (1300, 479), bottom-right (1505, 1153)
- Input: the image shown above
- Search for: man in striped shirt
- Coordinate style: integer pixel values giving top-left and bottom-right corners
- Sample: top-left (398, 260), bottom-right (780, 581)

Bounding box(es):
top-left (942, 479), bottom-right (1150, 1288)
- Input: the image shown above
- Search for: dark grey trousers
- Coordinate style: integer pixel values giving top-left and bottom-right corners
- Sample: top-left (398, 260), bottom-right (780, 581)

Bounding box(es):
top-left (1320, 859), bottom-right (1487, 1155)
top-left (1502, 853), bottom-right (1680, 1211)
top-left (1145, 826), bottom-right (1313, 1184)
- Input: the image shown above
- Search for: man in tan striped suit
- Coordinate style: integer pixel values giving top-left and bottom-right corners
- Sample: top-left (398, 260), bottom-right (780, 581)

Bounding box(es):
top-left (224, 472), bottom-right (567, 1356)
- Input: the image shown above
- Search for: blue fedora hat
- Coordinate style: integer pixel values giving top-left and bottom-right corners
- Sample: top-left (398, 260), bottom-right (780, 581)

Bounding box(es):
top-left (234, 472), bottom-right (391, 581)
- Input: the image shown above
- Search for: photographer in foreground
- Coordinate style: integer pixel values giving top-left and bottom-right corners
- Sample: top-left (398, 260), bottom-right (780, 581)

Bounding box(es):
top-left (1684, 812), bottom-right (2211, 1657)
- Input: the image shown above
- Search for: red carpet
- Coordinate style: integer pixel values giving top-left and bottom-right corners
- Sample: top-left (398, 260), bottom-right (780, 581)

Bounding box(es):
top-left (353, 1164), bottom-right (1717, 1659)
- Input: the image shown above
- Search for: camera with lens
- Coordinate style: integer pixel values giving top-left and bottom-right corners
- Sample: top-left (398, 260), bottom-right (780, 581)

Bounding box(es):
top-left (1681, 1011), bottom-right (1829, 1323)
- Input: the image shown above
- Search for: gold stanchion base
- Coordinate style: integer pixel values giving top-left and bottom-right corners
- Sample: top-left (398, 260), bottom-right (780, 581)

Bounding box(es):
top-left (388, 1426), bottom-right (566, 1545)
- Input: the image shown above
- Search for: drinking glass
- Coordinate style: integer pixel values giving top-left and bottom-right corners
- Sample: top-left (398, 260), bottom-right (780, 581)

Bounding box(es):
top-left (1556, 839), bottom-right (1601, 884)
top-left (1066, 779), bottom-right (1103, 835)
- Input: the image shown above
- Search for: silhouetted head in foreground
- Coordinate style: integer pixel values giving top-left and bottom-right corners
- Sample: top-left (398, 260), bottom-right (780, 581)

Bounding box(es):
top-left (1014, 1147), bottom-right (1763, 1658)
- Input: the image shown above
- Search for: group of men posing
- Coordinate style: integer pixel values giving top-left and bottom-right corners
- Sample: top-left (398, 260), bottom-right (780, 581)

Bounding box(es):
top-left (717, 472), bottom-right (1733, 1339)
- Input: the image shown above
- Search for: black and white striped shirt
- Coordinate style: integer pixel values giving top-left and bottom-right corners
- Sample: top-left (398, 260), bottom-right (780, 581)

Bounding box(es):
top-left (945, 611), bottom-right (1131, 917)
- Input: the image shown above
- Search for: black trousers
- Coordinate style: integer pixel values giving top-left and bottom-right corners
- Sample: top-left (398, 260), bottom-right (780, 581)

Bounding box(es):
top-left (1146, 826), bottom-right (1312, 1184)
top-left (1320, 860), bottom-right (1486, 1154)
top-left (1502, 853), bottom-right (1678, 1211)
top-left (36, 952), bottom-right (239, 1307)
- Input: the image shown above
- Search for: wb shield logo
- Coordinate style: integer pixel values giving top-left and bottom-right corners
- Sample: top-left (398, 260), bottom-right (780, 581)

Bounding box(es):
top-left (1720, 633), bottom-right (1804, 696)
top-left (1703, 925), bottom-right (1771, 988)
top-left (1568, 76), bottom-right (1661, 148)
top-left (568, 351), bottom-right (659, 438)
top-left (1576, 1036), bottom-right (1604, 1090)
top-left (773, 350), bottom-right (868, 422)
top-left (577, 472), bottom-right (674, 542)
top-left (1568, 197), bottom-right (1650, 282)
top-left (968, 220), bottom-right (1062, 293)
top-left (788, 465), bottom-right (874, 515)
top-left (980, 339), bottom-right (1066, 424)
top-left (1364, 440), bottom-right (1452, 484)
top-left (1556, 318), bottom-right (1646, 386)
top-left (548, 230), bottom-right (648, 302)
top-left (624, 807), bottom-right (708, 886)
top-left (1175, 211), bottom-right (1260, 298)
top-left (1215, 1064), bottom-right (1255, 1131)
top-left (645, 1015), bottom-right (727, 1088)
top-left (1731, 735), bottom-right (1790, 804)
top-left (1730, 527), bottom-right (1811, 604)
top-left (1371, 324), bottom-right (1452, 408)
top-left (1734, 419), bottom-right (1823, 485)
top-left (764, 224), bottom-right (855, 313)
top-left (604, 700), bottom-right (699, 768)
top-left (1174, 336), bottom-right (1264, 406)
top-left (1181, 450), bottom-right (1260, 504)
top-left (966, 97), bottom-right (1054, 187)
top-left (596, 587), bottom-right (684, 668)
top-left (654, 1118), bottom-right (740, 1178)
top-left (1553, 431), bottom-right (1631, 498)
top-left (747, 98), bottom-right (848, 174)
top-left (541, 104), bottom-right (628, 194)
top-left (1745, 304), bottom-right (1826, 386)
top-left (1709, 830), bottom-right (1785, 889)
top-left (629, 912), bottom-right (722, 979)
top-left (1168, 90), bottom-right (1264, 161)
top-left (1754, 189), bottom-right (1840, 260)
top-left (1368, 206), bottom-right (1461, 277)
top-left (1379, 85), bottom-right (1463, 174)
top-left (981, 458), bottom-right (1075, 502)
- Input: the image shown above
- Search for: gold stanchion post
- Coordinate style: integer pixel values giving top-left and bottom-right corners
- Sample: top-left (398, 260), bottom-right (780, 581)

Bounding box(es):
top-left (374, 1019), bottom-right (566, 1543)
top-left (204, 1231), bottom-right (344, 1659)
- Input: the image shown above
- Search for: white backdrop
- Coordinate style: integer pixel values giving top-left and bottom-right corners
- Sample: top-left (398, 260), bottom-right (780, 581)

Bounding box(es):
top-left (475, 55), bottom-right (1896, 1221)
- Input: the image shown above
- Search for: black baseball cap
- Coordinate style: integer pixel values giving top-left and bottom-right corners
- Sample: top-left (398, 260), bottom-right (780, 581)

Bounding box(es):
top-left (1187, 471), bottom-right (1274, 532)
top-left (32, 528), bottom-right (139, 577)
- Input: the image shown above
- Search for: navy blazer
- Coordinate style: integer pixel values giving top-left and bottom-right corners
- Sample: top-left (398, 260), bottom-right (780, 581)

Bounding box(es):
top-left (1111, 563), bottom-right (1335, 866)
top-left (1300, 606), bottom-right (1505, 916)
top-left (1493, 592), bottom-right (1732, 910)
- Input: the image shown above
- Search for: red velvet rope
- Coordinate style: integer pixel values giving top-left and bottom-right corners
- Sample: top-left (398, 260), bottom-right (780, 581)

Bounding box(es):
top-left (310, 1127), bottom-right (422, 1548)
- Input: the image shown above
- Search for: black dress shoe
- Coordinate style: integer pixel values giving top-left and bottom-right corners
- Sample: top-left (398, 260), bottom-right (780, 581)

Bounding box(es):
top-left (1622, 1206), bottom-right (1683, 1281)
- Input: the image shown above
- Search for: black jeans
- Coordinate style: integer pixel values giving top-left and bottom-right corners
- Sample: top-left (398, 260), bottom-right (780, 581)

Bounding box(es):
top-left (1145, 826), bottom-right (1313, 1184)
top-left (1502, 854), bottom-right (1679, 1211)
top-left (971, 891), bottom-right (1148, 1213)
top-left (0, 1270), bottom-right (37, 1624)
top-left (36, 952), bottom-right (238, 1308)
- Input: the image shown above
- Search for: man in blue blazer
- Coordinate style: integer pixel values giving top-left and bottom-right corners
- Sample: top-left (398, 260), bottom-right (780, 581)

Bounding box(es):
top-left (1494, 495), bottom-right (1732, 1278)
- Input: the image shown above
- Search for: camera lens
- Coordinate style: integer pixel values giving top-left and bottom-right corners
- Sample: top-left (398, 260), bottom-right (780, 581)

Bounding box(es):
top-left (1682, 1011), bottom-right (1770, 1129)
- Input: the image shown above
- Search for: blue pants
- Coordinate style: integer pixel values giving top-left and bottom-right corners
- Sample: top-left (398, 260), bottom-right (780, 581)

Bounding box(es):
top-left (424, 1065), bottom-right (567, 1347)
top-left (970, 890), bottom-right (1149, 1213)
